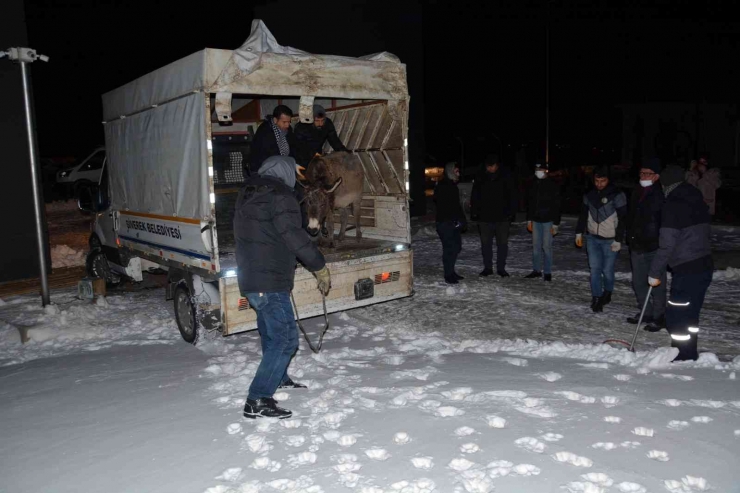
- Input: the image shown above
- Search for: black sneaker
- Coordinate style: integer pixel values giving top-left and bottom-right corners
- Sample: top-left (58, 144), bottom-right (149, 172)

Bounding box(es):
top-left (444, 276), bottom-right (459, 285)
top-left (524, 271), bottom-right (542, 279)
top-left (643, 324), bottom-right (664, 333)
top-left (543, 274), bottom-right (552, 282)
top-left (627, 313), bottom-right (654, 325)
top-left (497, 270), bottom-right (510, 278)
top-left (243, 397), bottom-right (292, 419)
top-left (479, 269), bottom-right (494, 277)
top-left (591, 296), bottom-right (603, 313)
top-left (453, 272), bottom-right (465, 280)
top-left (278, 378), bottom-right (307, 389)
top-left (600, 290), bottom-right (612, 306)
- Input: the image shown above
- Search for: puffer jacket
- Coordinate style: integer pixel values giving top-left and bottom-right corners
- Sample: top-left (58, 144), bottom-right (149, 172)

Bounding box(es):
top-left (234, 175), bottom-right (325, 294)
top-left (434, 177), bottom-right (467, 224)
top-left (649, 182), bottom-right (713, 277)
top-left (575, 183), bottom-right (628, 240)
top-left (625, 184), bottom-right (664, 253)
top-left (470, 168), bottom-right (518, 222)
top-left (527, 177), bottom-right (562, 225)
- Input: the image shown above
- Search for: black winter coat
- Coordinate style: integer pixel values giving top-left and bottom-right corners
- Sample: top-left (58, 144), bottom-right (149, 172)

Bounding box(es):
top-left (527, 177), bottom-right (562, 225)
top-left (294, 118), bottom-right (348, 165)
top-left (434, 177), bottom-right (467, 224)
top-left (625, 184), bottom-right (664, 253)
top-left (234, 175), bottom-right (325, 294)
top-left (248, 118), bottom-right (297, 174)
top-left (470, 169), bottom-right (518, 222)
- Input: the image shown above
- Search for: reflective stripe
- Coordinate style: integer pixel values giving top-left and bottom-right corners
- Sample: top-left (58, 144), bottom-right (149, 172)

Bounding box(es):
top-left (668, 300), bottom-right (690, 306)
top-left (688, 327), bottom-right (700, 333)
top-left (670, 334), bottom-right (691, 341)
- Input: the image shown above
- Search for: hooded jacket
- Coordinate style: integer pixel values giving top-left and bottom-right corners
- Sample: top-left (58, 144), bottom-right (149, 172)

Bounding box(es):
top-left (470, 166), bottom-right (518, 222)
top-left (434, 164), bottom-right (467, 224)
top-left (234, 156), bottom-right (325, 293)
top-left (649, 182), bottom-right (713, 278)
top-left (575, 183), bottom-right (628, 241)
top-left (527, 176), bottom-right (562, 225)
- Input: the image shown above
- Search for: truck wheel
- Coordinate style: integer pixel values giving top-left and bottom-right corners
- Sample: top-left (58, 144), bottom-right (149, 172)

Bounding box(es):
top-left (86, 249), bottom-right (121, 288)
top-left (174, 283), bottom-right (200, 345)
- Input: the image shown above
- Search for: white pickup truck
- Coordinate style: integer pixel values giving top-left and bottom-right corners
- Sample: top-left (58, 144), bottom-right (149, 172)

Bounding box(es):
top-left (78, 21), bottom-right (414, 344)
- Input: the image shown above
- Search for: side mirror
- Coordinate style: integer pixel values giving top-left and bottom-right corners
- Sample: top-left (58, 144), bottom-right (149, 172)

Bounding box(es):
top-left (77, 184), bottom-right (98, 213)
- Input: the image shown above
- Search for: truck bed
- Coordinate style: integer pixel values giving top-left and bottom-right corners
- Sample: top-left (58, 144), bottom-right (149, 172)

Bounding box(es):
top-left (217, 230), bottom-right (402, 271)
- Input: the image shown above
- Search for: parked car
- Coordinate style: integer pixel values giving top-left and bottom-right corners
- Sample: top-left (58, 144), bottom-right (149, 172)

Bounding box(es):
top-left (56, 146), bottom-right (106, 198)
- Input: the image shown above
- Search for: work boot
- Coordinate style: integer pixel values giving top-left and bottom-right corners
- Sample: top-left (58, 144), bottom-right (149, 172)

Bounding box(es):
top-left (243, 398), bottom-right (292, 419)
top-left (643, 315), bottom-right (666, 332)
top-left (627, 313), bottom-right (654, 324)
top-left (479, 269), bottom-right (494, 277)
top-left (591, 296), bottom-right (603, 313)
top-left (671, 335), bottom-right (699, 362)
top-left (278, 378), bottom-right (307, 389)
top-left (544, 274), bottom-right (552, 282)
top-left (444, 276), bottom-right (459, 285)
top-left (497, 270), bottom-right (510, 278)
top-left (453, 272), bottom-right (465, 280)
top-left (600, 290), bottom-right (612, 307)
top-left (524, 271), bottom-right (542, 279)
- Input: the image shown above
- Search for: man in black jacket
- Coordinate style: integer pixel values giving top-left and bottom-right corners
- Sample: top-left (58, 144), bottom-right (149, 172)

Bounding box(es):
top-left (434, 162), bottom-right (467, 284)
top-left (525, 163), bottom-right (561, 282)
top-left (625, 158), bottom-right (666, 328)
top-left (234, 155), bottom-right (331, 419)
top-left (248, 105), bottom-right (297, 175)
top-left (648, 165), bottom-right (713, 362)
top-left (470, 154), bottom-right (518, 277)
top-left (294, 105), bottom-right (349, 166)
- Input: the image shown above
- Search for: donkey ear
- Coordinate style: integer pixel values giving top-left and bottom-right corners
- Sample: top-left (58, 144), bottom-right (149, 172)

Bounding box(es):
top-left (325, 177), bottom-right (342, 193)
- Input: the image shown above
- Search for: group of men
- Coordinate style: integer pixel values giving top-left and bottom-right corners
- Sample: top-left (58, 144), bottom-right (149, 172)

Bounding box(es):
top-left (434, 156), bottom-right (714, 362)
top-left (234, 104), bottom-right (348, 420)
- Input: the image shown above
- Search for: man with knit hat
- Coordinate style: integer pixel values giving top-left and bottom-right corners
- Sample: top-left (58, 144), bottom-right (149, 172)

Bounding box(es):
top-left (294, 104), bottom-right (349, 166)
top-left (625, 158), bottom-right (666, 329)
top-left (648, 164), bottom-right (713, 362)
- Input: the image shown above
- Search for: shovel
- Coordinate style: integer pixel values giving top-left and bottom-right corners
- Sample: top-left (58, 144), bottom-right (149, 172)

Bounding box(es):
top-left (603, 285), bottom-right (653, 352)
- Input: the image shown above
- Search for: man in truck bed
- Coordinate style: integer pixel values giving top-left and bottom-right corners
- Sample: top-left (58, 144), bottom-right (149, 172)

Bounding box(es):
top-left (234, 155), bottom-right (331, 419)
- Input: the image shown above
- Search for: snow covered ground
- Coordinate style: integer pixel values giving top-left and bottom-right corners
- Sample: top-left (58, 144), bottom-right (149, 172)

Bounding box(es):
top-left (1, 219), bottom-right (739, 493)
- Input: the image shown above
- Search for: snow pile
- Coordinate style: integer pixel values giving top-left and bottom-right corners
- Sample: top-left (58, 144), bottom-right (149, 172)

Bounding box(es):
top-left (50, 244), bottom-right (86, 268)
top-left (712, 267), bottom-right (740, 281)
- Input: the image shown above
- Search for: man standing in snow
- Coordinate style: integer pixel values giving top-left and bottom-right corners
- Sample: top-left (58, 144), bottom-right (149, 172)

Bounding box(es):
top-left (686, 155), bottom-right (721, 217)
top-left (434, 162), bottom-right (467, 284)
top-left (234, 155), bottom-right (331, 419)
top-left (647, 165), bottom-right (713, 362)
top-left (625, 158), bottom-right (666, 329)
top-left (470, 154), bottom-right (517, 277)
top-left (575, 166), bottom-right (627, 312)
top-left (525, 163), bottom-right (562, 282)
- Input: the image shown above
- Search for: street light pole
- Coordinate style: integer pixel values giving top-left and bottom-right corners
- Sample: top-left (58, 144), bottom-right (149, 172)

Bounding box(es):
top-left (454, 136), bottom-right (465, 172)
top-left (545, 4), bottom-right (551, 168)
top-left (1, 47), bottom-right (51, 306)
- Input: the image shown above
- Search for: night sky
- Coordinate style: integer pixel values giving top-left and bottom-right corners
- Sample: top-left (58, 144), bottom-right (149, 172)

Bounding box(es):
top-left (24, 0), bottom-right (740, 167)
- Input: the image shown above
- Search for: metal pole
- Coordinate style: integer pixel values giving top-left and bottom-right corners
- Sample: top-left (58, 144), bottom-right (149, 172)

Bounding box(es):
top-left (545, 13), bottom-right (550, 167)
top-left (20, 60), bottom-right (51, 306)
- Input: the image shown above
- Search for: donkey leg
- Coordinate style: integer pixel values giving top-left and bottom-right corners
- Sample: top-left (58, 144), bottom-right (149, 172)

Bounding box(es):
top-left (324, 213), bottom-right (335, 248)
top-left (338, 207), bottom-right (349, 242)
top-left (353, 198), bottom-right (362, 242)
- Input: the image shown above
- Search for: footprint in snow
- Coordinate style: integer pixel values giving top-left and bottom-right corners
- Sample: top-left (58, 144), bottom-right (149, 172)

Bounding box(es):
top-left (418, 400), bottom-right (441, 412)
top-left (516, 405), bottom-right (558, 418)
top-left (273, 391), bottom-right (289, 401)
top-left (486, 416), bottom-right (506, 428)
top-left (512, 464), bottom-right (541, 476)
top-left (735, 430), bottom-right (740, 437)
top-left (388, 479), bottom-right (436, 493)
top-left (661, 399), bottom-right (683, 407)
top-left (691, 399), bottom-right (725, 408)
top-left (603, 416), bottom-right (622, 424)
top-left (552, 452), bottom-right (593, 467)
top-left (383, 354), bottom-right (406, 365)
top-left (334, 462), bottom-right (362, 473)
top-left (613, 374), bottom-right (632, 382)
top-left (563, 481), bottom-right (605, 493)
top-left (592, 442), bottom-right (618, 451)
top-left (691, 416), bottom-right (713, 424)
top-left (664, 476), bottom-right (710, 492)
top-left (458, 470), bottom-right (493, 493)
top-left (668, 420), bottom-right (690, 430)
top-left (226, 423), bottom-right (242, 435)
top-left (244, 434), bottom-right (272, 454)
top-left (581, 473), bottom-right (613, 487)
top-left (435, 406), bottom-right (465, 417)
top-left (578, 362), bottom-right (610, 369)
top-left (249, 456), bottom-right (281, 472)
top-left (448, 458), bottom-right (476, 471)
top-left (541, 433), bottom-right (564, 442)
top-left (338, 435), bottom-right (357, 447)
top-left (455, 426), bottom-right (476, 436)
top-left (538, 372), bottom-right (562, 382)
top-left (215, 467), bottom-right (243, 482)
top-left (616, 482), bottom-right (647, 493)
top-left (557, 391), bottom-right (596, 404)
top-left (394, 432), bottom-right (411, 444)
top-left (287, 451), bottom-right (317, 467)
top-left (632, 427), bottom-right (654, 437)
top-left (322, 412), bottom-right (347, 428)
top-left (647, 450), bottom-right (670, 461)
top-left (441, 387), bottom-right (473, 400)
top-left (365, 448), bottom-right (390, 461)
top-left (283, 435), bottom-right (306, 447)
top-left (460, 443), bottom-right (480, 454)
top-left (601, 396), bottom-right (620, 407)
top-left (501, 357), bottom-right (529, 367)
top-left (411, 457), bottom-right (434, 470)
top-left (620, 441), bottom-right (641, 449)
top-left (514, 437), bottom-right (546, 453)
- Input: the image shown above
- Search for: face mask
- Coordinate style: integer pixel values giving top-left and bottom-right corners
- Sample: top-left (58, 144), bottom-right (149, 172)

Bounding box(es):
top-left (535, 171), bottom-right (546, 179)
top-left (640, 180), bottom-right (653, 188)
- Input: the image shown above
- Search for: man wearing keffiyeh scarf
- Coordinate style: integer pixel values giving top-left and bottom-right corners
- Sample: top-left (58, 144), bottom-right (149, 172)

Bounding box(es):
top-left (248, 105), bottom-right (297, 175)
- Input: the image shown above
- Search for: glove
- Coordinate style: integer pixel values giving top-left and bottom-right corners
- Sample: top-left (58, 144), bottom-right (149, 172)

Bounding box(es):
top-left (611, 241), bottom-right (621, 252)
top-left (551, 224), bottom-right (559, 236)
top-left (527, 221), bottom-right (533, 233)
top-left (648, 276), bottom-right (661, 287)
top-left (575, 233), bottom-right (583, 248)
top-left (313, 266), bottom-right (331, 295)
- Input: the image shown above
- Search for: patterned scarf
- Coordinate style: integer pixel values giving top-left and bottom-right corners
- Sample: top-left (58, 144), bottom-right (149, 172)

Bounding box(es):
top-left (270, 119), bottom-right (290, 156)
top-left (663, 182), bottom-right (681, 198)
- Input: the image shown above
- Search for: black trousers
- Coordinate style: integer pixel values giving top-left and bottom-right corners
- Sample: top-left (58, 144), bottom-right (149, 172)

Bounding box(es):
top-left (479, 221), bottom-right (510, 272)
top-left (436, 221), bottom-right (462, 278)
top-left (666, 268), bottom-right (712, 359)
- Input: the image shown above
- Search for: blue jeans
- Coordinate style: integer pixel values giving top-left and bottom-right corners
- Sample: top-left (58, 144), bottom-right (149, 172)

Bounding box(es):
top-left (245, 292), bottom-right (299, 401)
top-left (585, 236), bottom-right (618, 297)
top-left (532, 221), bottom-right (553, 274)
